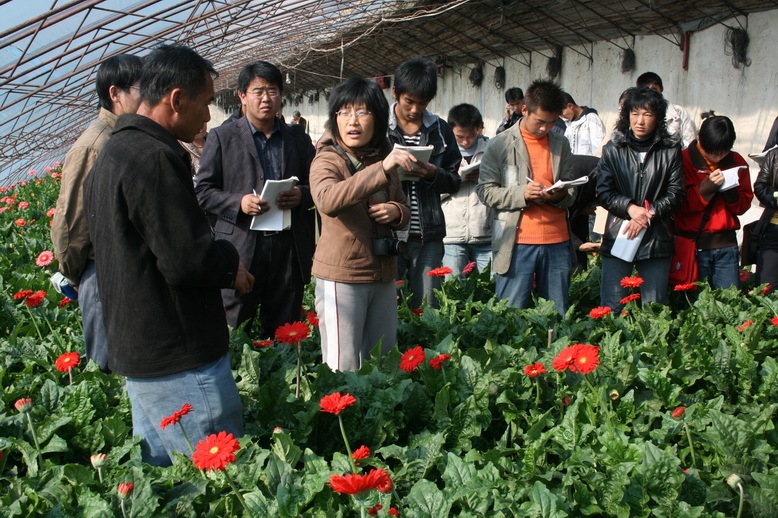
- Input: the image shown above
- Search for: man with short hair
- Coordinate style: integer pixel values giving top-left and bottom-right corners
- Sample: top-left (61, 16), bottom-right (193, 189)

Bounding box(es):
top-left (196, 61), bottom-right (315, 335)
top-left (561, 92), bottom-right (606, 156)
top-left (442, 103), bottom-right (492, 276)
top-left (388, 57), bottom-right (462, 309)
top-left (291, 110), bottom-right (308, 133)
top-left (477, 80), bottom-right (576, 316)
top-left (51, 53), bottom-right (143, 372)
top-left (496, 87), bottom-right (524, 134)
top-left (637, 71), bottom-right (697, 148)
top-left (84, 45), bottom-right (253, 466)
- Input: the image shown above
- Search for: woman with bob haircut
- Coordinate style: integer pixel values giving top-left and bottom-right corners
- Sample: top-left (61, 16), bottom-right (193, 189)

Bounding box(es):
top-left (310, 78), bottom-right (414, 372)
top-left (674, 115), bottom-right (752, 289)
top-left (596, 86), bottom-right (685, 309)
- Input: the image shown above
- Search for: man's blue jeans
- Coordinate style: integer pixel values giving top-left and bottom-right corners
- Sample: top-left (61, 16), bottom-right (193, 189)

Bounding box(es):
top-left (125, 353), bottom-right (243, 467)
top-left (495, 242), bottom-right (572, 316)
top-left (398, 239), bottom-right (444, 309)
top-left (79, 260), bottom-right (110, 372)
top-left (600, 255), bottom-right (671, 310)
top-left (443, 242), bottom-right (492, 278)
top-left (697, 246), bottom-right (739, 289)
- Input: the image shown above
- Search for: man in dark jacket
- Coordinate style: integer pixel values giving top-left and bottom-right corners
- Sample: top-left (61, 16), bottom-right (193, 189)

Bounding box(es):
top-left (84, 45), bottom-right (253, 466)
top-left (196, 61), bottom-right (315, 336)
top-left (388, 58), bottom-right (461, 309)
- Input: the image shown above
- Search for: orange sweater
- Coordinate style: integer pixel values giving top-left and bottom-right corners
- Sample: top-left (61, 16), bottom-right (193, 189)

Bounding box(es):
top-left (516, 127), bottom-right (569, 244)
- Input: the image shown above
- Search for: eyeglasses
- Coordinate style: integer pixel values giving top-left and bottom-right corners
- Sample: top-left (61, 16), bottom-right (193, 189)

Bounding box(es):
top-left (336, 110), bottom-right (372, 119)
top-left (249, 87), bottom-right (280, 98)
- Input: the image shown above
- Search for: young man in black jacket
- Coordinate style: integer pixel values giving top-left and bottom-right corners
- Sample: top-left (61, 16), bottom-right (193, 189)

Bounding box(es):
top-left (84, 45), bottom-right (253, 466)
top-left (388, 58), bottom-right (461, 309)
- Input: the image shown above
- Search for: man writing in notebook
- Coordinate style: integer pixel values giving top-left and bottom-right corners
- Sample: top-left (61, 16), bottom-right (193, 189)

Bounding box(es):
top-left (477, 80), bottom-right (576, 316)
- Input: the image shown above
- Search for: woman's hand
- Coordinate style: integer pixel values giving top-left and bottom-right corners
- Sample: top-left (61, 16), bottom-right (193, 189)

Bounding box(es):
top-left (368, 203), bottom-right (400, 225)
top-left (624, 203), bottom-right (653, 239)
top-left (382, 149), bottom-right (418, 175)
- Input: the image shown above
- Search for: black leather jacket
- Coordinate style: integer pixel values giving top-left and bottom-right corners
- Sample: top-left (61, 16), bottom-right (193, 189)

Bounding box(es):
top-left (388, 107), bottom-right (462, 242)
top-left (596, 130), bottom-right (684, 260)
top-left (754, 148), bottom-right (778, 223)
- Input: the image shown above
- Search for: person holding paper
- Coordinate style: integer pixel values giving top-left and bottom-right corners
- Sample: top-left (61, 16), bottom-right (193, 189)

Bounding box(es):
top-left (441, 103), bottom-right (492, 277)
top-left (196, 61), bottom-right (315, 336)
top-left (596, 87), bottom-right (684, 309)
top-left (388, 58), bottom-right (462, 309)
top-left (310, 78), bottom-right (411, 371)
top-left (477, 79), bottom-right (576, 316)
top-left (674, 115), bottom-right (752, 289)
top-left (753, 147), bottom-right (778, 293)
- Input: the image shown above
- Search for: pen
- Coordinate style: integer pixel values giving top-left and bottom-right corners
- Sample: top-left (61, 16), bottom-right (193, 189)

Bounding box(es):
top-left (644, 200), bottom-right (651, 226)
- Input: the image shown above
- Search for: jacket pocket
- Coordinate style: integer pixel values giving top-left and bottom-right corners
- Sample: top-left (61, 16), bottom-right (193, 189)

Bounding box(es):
top-left (214, 218), bottom-right (235, 235)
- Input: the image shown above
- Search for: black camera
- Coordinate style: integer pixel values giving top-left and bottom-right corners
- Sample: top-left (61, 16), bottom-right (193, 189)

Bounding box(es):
top-left (372, 237), bottom-right (406, 256)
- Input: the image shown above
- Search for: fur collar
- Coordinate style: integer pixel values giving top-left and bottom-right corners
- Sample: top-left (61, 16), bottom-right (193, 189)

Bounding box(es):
top-left (611, 129), bottom-right (681, 148)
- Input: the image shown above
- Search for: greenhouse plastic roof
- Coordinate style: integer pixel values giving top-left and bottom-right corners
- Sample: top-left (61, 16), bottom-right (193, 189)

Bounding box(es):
top-left (0, 0), bottom-right (774, 183)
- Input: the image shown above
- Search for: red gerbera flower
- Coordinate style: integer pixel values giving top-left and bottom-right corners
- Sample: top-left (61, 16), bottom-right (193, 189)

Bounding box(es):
top-left (59, 297), bottom-right (71, 308)
top-left (192, 431), bottom-right (240, 471)
top-left (760, 284), bottom-right (772, 296)
top-left (426, 266), bottom-right (452, 277)
top-left (13, 290), bottom-right (33, 300)
top-left (319, 392), bottom-right (357, 415)
top-left (589, 306), bottom-right (612, 318)
top-left (54, 352), bottom-right (80, 372)
top-left (672, 406), bottom-right (685, 418)
top-left (36, 251), bottom-right (54, 266)
top-left (159, 403), bottom-right (193, 430)
top-left (674, 283), bottom-right (697, 292)
top-left (620, 276), bottom-right (644, 288)
top-left (429, 353), bottom-right (451, 370)
top-left (410, 308), bottom-right (423, 316)
top-left (306, 311), bottom-right (319, 326)
top-left (389, 508), bottom-right (399, 517)
top-left (14, 398), bottom-right (33, 413)
top-left (771, 316), bottom-right (778, 327)
top-left (252, 340), bottom-right (273, 347)
top-left (461, 261), bottom-right (476, 275)
top-left (46, 207), bottom-right (56, 217)
top-left (738, 320), bottom-right (753, 332)
top-left (620, 293), bottom-right (640, 304)
top-left (18, 201), bottom-right (29, 209)
top-left (395, 280), bottom-right (405, 287)
top-left (569, 344), bottom-right (599, 374)
top-left (351, 445), bottom-right (370, 460)
top-left (400, 346), bottom-right (425, 372)
top-left (329, 468), bottom-right (392, 495)
top-left (368, 504), bottom-right (384, 517)
top-left (15, 218), bottom-right (26, 227)
top-left (551, 344), bottom-right (582, 372)
top-left (523, 362), bottom-right (546, 377)
top-left (275, 321), bottom-right (311, 345)
top-left (25, 290), bottom-right (46, 307)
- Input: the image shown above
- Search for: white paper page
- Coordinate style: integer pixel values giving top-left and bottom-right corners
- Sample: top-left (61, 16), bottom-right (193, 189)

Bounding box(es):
top-left (250, 176), bottom-right (298, 231)
top-left (719, 166), bottom-right (745, 192)
top-left (394, 144), bottom-right (434, 182)
top-left (544, 175), bottom-right (589, 192)
top-left (748, 145), bottom-right (777, 166)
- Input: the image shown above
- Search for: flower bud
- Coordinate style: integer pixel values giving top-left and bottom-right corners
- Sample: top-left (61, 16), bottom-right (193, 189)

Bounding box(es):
top-left (671, 406), bottom-right (685, 418)
top-left (561, 395), bottom-right (571, 406)
top-left (726, 473), bottom-right (743, 489)
top-left (273, 427), bottom-right (284, 434)
top-left (14, 398), bottom-right (32, 413)
top-left (90, 453), bottom-right (107, 469)
top-left (117, 483), bottom-right (134, 498)
top-left (609, 390), bottom-right (620, 401)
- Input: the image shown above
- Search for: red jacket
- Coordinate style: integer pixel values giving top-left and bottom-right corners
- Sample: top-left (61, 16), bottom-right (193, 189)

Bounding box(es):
top-left (675, 142), bottom-right (752, 243)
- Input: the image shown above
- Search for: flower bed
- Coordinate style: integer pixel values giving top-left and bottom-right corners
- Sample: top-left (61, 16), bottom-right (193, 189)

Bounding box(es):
top-left (1, 166), bottom-right (777, 517)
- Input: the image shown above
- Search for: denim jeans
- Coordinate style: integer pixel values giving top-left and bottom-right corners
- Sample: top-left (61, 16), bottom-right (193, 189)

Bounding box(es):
top-left (495, 242), bottom-right (572, 316)
top-left (125, 353), bottom-right (243, 467)
top-left (697, 246), bottom-right (739, 289)
top-left (79, 260), bottom-right (110, 372)
top-left (600, 255), bottom-right (672, 310)
top-left (442, 242), bottom-right (492, 278)
top-left (398, 239), bottom-right (444, 309)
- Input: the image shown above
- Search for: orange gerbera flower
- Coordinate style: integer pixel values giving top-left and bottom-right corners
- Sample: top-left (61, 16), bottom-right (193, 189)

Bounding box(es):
top-left (351, 445), bottom-right (371, 460)
top-left (192, 431), bottom-right (240, 471)
top-left (524, 362), bottom-right (546, 377)
top-left (275, 321), bottom-right (311, 345)
top-left (429, 354), bottom-right (451, 370)
top-left (399, 346), bottom-right (425, 372)
top-left (54, 352), bottom-right (80, 372)
top-left (620, 293), bottom-right (640, 304)
top-left (329, 468), bottom-right (392, 494)
top-left (738, 320), bottom-right (753, 332)
top-left (674, 283), bottom-right (697, 291)
top-left (319, 392), bottom-right (357, 415)
top-left (620, 276), bottom-right (644, 288)
top-left (589, 306), bottom-right (612, 318)
top-left (551, 344), bottom-right (582, 372)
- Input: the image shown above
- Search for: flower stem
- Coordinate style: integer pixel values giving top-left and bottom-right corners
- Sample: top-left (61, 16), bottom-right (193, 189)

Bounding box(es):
top-left (120, 499), bottom-right (128, 518)
top-left (736, 482), bottom-right (744, 518)
top-left (224, 468), bottom-right (252, 514)
top-left (97, 467), bottom-right (103, 484)
top-left (295, 342), bottom-right (302, 399)
top-left (582, 373), bottom-right (613, 436)
top-left (67, 369), bottom-right (73, 385)
top-left (41, 311), bottom-right (65, 349)
top-left (25, 412), bottom-right (43, 467)
top-left (683, 421), bottom-right (697, 469)
top-left (179, 422), bottom-right (195, 455)
top-left (534, 379), bottom-right (541, 409)
top-left (338, 415), bottom-right (357, 473)
top-left (24, 306), bottom-right (44, 342)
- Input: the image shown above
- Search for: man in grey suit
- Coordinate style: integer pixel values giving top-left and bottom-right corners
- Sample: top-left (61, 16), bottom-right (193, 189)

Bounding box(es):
top-left (196, 61), bottom-right (315, 336)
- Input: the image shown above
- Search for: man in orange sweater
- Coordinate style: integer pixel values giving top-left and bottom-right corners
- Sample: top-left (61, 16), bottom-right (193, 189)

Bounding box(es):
top-left (477, 80), bottom-right (576, 315)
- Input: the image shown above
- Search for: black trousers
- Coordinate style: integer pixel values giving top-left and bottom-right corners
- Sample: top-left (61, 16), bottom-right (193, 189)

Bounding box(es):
top-left (222, 230), bottom-right (305, 336)
top-left (757, 223), bottom-right (778, 295)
